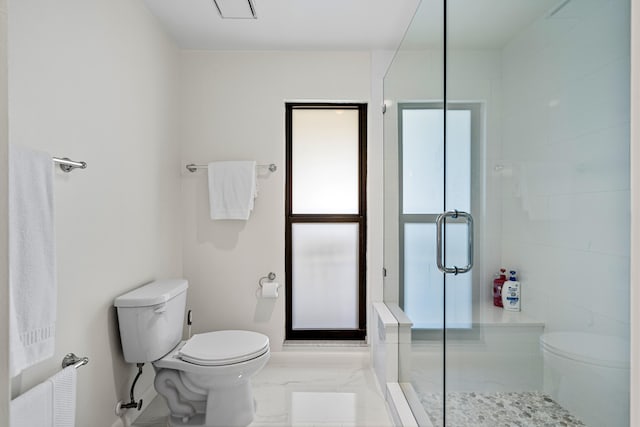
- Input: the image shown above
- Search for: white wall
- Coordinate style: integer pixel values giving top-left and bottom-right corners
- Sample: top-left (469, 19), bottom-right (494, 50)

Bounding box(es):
top-left (0, 0), bottom-right (8, 424)
top-left (500, 0), bottom-right (630, 339)
top-left (8, 0), bottom-right (182, 425)
top-left (179, 51), bottom-right (371, 350)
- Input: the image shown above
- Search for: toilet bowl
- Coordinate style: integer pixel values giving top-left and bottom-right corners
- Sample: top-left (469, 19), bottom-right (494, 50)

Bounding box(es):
top-left (154, 330), bottom-right (270, 427)
top-left (540, 332), bottom-right (629, 427)
top-left (114, 279), bottom-right (270, 427)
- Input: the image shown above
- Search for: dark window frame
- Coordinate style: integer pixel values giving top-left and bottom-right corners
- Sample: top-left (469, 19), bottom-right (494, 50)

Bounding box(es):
top-left (285, 102), bottom-right (367, 341)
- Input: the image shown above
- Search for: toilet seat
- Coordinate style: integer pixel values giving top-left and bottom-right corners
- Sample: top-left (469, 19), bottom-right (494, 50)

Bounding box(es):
top-left (540, 332), bottom-right (629, 369)
top-left (178, 330), bottom-right (269, 366)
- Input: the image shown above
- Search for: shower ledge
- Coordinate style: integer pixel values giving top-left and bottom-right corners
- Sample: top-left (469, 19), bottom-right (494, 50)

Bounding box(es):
top-left (475, 304), bottom-right (544, 327)
top-left (379, 302), bottom-right (544, 328)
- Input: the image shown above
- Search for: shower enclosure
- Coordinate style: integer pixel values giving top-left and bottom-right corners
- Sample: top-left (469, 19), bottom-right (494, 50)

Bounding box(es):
top-left (383, 0), bottom-right (631, 425)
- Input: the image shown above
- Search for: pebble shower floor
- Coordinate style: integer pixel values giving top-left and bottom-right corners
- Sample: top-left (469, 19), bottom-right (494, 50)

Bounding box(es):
top-left (420, 391), bottom-right (585, 427)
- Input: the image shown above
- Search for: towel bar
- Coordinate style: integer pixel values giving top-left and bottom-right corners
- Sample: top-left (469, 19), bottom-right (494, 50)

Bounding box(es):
top-left (186, 163), bottom-right (277, 173)
top-left (62, 353), bottom-right (89, 369)
top-left (53, 157), bottom-right (87, 173)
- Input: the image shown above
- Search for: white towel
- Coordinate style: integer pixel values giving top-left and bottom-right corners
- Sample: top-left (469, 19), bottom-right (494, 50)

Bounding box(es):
top-left (10, 366), bottom-right (77, 427)
top-left (52, 366), bottom-right (77, 426)
top-left (10, 377), bottom-right (52, 427)
top-left (207, 161), bottom-right (257, 220)
top-left (9, 144), bottom-right (56, 377)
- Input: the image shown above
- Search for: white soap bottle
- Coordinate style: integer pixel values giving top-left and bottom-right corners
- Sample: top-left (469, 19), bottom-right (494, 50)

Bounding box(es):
top-left (502, 270), bottom-right (521, 312)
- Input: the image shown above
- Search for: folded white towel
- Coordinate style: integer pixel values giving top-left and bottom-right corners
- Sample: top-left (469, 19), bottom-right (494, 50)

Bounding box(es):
top-left (9, 144), bottom-right (56, 377)
top-left (10, 366), bottom-right (77, 427)
top-left (207, 161), bottom-right (257, 220)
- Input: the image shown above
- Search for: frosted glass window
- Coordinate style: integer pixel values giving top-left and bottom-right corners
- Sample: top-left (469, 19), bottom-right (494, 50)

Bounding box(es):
top-left (400, 105), bottom-right (474, 331)
top-left (443, 223), bottom-right (472, 328)
top-left (404, 223), bottom-right (471, 329)
top-left (402, 109), bottom-right (444, 214)
top-left (402, 108), bottom-right (471, 214)
top-left (404, 223), bottom-right (443, 329)
top-left (292, 109), bottom-right (359, 214)
top-left (292, 223), bottom-right (359, 329)
top-left (445, 110), bottom-right (471, 212)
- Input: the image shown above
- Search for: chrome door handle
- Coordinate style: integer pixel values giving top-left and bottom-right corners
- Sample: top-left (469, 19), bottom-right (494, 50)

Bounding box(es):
top-left (436, 210), bottom-right (474, 275)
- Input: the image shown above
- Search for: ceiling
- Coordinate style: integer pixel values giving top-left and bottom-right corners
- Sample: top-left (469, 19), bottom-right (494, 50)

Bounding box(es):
top-left (143, 0), bottom-right (564, 51)
top-left (143, 0), bottom-right (420, 50)
top-left (402, 0), bottom-right (561, 49)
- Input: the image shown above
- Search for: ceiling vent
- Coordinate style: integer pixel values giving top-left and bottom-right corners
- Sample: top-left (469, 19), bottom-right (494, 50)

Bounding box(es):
top-left (212, 0), bottom-right (257, 19)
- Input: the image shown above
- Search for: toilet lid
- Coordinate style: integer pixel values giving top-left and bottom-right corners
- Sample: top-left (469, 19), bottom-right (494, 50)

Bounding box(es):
top-left (179, 330), bottom-right (269, 366)
top-left (540, 332), bottom-right (629, 369)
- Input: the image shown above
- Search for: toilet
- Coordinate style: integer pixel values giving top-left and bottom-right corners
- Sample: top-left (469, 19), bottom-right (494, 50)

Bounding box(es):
top-left (540, 331), bottom-right (629, 427)
top-left (114, 279), bottom-right (270, 427)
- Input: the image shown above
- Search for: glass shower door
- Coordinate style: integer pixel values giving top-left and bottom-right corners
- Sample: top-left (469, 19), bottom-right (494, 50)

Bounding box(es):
top-left (443, 1), bottom-right (630, 426)
top-left (398, 101), bottom-right (478, 427)
top-left (383, 1), bottom-right (446, 426)
top-left (384, 0), bottom-right (631, 426)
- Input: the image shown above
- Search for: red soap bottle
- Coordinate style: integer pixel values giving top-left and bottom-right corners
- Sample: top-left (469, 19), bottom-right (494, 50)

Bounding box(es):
top-left (493, 268), bottom-right (507, 307)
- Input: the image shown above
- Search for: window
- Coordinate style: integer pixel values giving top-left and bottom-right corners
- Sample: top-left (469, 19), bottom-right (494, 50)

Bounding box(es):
top-left (285, 103), bottom-right (367, 340)
top-left (399, 103), bottom-right (480, 332)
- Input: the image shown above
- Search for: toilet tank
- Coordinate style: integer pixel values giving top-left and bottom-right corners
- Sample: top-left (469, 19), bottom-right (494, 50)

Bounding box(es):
top-left (114, 279), bottom-right (188, 363)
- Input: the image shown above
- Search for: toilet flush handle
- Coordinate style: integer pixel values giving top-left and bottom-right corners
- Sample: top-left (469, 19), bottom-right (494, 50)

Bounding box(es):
top-left (154, 302), bottom-right (167, 314)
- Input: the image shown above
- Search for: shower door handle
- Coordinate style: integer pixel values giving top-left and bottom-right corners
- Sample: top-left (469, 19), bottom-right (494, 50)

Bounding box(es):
top-left (436, 210), bottom-right (474, 275)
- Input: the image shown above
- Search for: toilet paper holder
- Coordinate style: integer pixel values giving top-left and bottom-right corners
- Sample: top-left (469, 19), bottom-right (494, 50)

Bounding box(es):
top-left (258, 272), bottom-right (276, 287)
top-left (258, 272), bottom-right (279, 298)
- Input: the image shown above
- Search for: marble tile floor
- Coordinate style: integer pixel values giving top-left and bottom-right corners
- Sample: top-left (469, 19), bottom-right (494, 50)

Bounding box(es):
top-left (132, 351), bottom-right (394, 427)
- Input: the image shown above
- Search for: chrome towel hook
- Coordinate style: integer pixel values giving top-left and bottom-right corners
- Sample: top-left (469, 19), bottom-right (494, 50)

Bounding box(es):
top-left (61, 352), bottom-right (89, 369)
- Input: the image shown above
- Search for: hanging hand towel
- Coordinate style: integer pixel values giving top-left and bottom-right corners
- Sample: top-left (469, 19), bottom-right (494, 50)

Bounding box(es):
top-left (52, 366), bottom-right (77, 427)
top-left (9, 144), bottom-right (56, 377)
top-left (208, 161), bottom-right (257, 220)
top-left (10, 366), bottom-right (77, 427)
top-left (10, 374), bottom-right (53, 427)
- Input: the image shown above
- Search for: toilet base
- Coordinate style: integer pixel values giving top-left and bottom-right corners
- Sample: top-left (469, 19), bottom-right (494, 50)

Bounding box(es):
top-left (168, 414), bottom-right (206, 427)
top-left (203, 380), bottom-right (256, 427)
top-left (165, 381), bottom-right (256, 427)
top-left (156, 371), bottom-right (258, 427)
top-left (167, 412), bottom-right (254, 427)
top-left (154, 343), bottom-right (269, 427)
